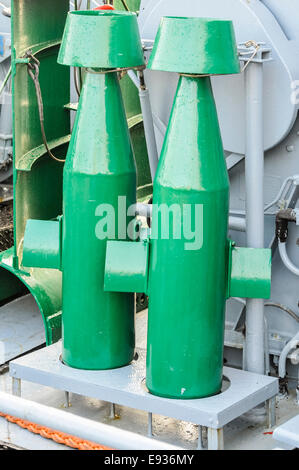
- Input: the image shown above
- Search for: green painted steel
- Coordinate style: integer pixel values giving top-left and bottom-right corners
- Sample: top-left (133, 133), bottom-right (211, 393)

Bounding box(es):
top-left (0, 1), bottom-right (69, 342)
top-left (145, 17), bottom-right (239, 399)
top-left (12, 0), bottom-right (69, 256)
top-left (148, 17), bottom-right (240, 75)
top-left (58, 11), bottom-right (145, 69)
top-left (105, 240), bottom-right (149, 294)
top-left (0, 248), bottom-right (62, 345)
top-left (229, 247), bottom-right (271, 299)
top-left (62, 70), bottom-right (137, 369)
top-left (104, 18), bottom-right (270, 399)
top-left (146, 75), bottom-right (231, 399)
top-left (23, 219), bottom-right (62, 270)
top-left (26, 10), bottom-right (142, 370)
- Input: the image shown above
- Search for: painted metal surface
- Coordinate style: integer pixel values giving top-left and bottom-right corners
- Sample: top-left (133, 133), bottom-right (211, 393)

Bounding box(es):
top-left (273, 415), bottom-right (299, 449)
top-left (23, 219), bottom-right (61, 270)
top-left (20, 8), bottom-right (151, 368)
top-left (0, 390), bottom-right (181, 451)
top-left (0, 1), bottom-right (69, 349)
top-left (58, 10), bottom-right (145, 69)
top-left (144, 19), bottom-right (239, 398)
top-left (244, 55), bottom-right (266, 375)
top-left (23, 11), bottom-right (144, 370)
top-left (139, 0), bottom-right (299, 154)
top-left (62, 70), bottom-right (136, 370)
top-left (105, 240), bottom-right (149, 294)
top-left (148, 17), bottom-right (240, 75)
top-left (12, 0), bottom-right (69, 253)
top-left (102, 16), bottom-right (271, 399)
top-left (0, 294), bottom-right (45, 364)
top-left (0, 248), bottom-right (62, 345)
top-left (9, 342), bottom-right (278, 437)
top-left (229, 247), bottom-right (271, 299)
top-left (147, 73), bottom-right (231, 399)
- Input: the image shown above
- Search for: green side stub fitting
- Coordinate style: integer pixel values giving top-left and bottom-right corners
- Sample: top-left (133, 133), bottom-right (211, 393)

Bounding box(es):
top-left (58, 10), bottom-right (145, 69)
top-left (148, 16), bottom-right (240, 75)
top-left (105, 240), bottom-right (149, 295)
top-left (23, 219), bottom-right (62, 270)
top-left (229, 246), bottom-right (272, 299)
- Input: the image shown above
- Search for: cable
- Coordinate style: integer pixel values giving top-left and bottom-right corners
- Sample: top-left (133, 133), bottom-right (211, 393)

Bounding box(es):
top-left (120, 0), bottom-right (130, 11)
top-left (73, 67), bottom-right (81, 97)
top-left (264, 301), bottom-right (299, 323)
top-left (232, 297), bottom-right (299, 323)
top-left (26, 53), bottom-right (66, 163)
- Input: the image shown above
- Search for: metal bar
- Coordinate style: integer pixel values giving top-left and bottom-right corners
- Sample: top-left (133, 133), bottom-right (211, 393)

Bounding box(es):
top-left (109, 403), bottom-right (116, 419)
top-left (207, 428), bottom-right (224, 450)
top-left (0, 392), bottom-right (182, 450)
top-left (148, 412), bottom-right (153, 437)
top-left (138, 85), bottom-right (159, 181)
top-left (12, 378), bottom-right (21, 397)
top-left (278, 242), bottom-right (299, 277)
top-left (135, 203), bottom-right (246, 232)
top-left (64, 391), bottom-right (70, 408)
top-left (244, 59), bottom-right (265, 375)
top-left (229, 216), bottom-right (246, 232)
top-left (197, 426), bottom-right (204, 450)
top-left (278, 331), bottom-right (299, 379)
top-left (266, 397), bottom-right (276, 429)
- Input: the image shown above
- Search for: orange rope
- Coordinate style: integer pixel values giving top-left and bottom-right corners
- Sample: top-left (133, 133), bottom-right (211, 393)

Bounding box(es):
top-left (0, 412), bottom-right (113, 450)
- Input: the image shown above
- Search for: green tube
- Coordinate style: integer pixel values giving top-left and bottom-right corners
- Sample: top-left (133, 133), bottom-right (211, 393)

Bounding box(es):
top-left (62, 71), bottom-right (136, 370)
top-left (146, 76), bottom-right (230, 399)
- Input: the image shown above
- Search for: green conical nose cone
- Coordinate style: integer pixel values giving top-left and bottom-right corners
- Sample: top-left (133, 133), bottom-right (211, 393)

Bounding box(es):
top-left (148, 16), bottom-right (240, 75)
top-left (58, 10), bottom-right (145, 69)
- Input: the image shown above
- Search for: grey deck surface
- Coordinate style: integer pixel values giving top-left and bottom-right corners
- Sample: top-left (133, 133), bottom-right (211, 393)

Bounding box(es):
top-left (274, 415), bottom-right (299, 448)
top-left (0, 295), bottom-right (45, 364)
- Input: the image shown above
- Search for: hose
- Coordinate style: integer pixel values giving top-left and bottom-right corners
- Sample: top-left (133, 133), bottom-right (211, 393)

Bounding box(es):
top-left (232, 297), bottom-right (299, 323)
top-left (26, 53), bottom-right (65, 163)
top-left (278, 331), bottom-right (299, 379)
top-left (278, 241), bottom-right (299, 277)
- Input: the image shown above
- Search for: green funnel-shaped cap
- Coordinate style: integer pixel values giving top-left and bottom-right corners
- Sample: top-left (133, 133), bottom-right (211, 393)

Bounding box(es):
top-left (58, 10), bottom-right (145, 69)
top-left (148, 16), bottom-right (240, 75)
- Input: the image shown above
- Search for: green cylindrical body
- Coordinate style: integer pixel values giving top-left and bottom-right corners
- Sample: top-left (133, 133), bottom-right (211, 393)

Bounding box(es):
top-left (146, 76), bottom-right (230, 399)
top-left (62, 71), bottom-right (136, 370)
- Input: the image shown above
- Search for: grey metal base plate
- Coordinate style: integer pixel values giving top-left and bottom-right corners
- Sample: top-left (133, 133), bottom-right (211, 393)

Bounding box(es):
top-left (10, 341), bottom-right (278, 432)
